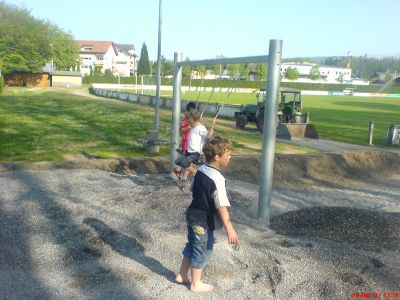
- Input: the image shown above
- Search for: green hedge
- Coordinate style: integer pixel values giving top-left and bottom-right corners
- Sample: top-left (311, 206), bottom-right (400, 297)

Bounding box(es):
top-left (83, 75), bottom-right (400, 94)
top-left (0, 76), bottom-right (4, 95)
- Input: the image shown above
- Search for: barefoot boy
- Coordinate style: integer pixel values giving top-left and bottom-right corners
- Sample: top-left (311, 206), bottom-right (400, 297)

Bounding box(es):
top-left (175, 136), bottom-right (239, 292)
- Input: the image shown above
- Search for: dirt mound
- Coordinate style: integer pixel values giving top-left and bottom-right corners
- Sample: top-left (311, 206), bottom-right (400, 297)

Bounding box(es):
top-left (225, 150), bottom-right (400, 188)
top-left (2, 150), bottom-right (399, 188)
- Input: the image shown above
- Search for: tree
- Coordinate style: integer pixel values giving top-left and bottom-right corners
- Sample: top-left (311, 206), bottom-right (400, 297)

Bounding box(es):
top-left (104, 69), bottom-right (114, 78)
top-left (0, 2), bottom-right (78, 75)
top-left (47, 22), bottom-right (79, 70)
top-left (285, 67), bottom-right (300, 80)
top-left (227, 64), bottom-right (240, 78)
top-left (182, 57), bottom-right (192, 79)
top-left (210, 55), bottom-right (226, 77)
top-left (308, 65), bottom-right (321, 80)
top-left (137, 42), bottom-right (151, 75)
top-left (160, 56), bottom-right (173, 76)
top-left (255, 63), bottom-right (267, 81)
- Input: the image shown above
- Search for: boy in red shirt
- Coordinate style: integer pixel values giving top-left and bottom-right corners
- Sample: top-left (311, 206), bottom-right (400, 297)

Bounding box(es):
top-left (178, 102), bottom-right (196, 154)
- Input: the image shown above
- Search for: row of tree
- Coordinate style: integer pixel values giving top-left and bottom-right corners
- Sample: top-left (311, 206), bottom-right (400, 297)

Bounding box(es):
top-left (137, 40), bottom-right (400, 82)
top-left (136, 43), bottom-right (268, 80)
top-left (0, 1), bottom-right (78, 76)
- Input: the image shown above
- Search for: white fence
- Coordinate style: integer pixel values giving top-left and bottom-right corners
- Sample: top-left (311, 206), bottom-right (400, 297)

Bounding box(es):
top-left (91, 87), bottom-right (242, 119)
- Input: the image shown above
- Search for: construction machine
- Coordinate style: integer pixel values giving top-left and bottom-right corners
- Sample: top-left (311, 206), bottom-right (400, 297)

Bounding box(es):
top-left (235, 87), bottom-right (319, 139)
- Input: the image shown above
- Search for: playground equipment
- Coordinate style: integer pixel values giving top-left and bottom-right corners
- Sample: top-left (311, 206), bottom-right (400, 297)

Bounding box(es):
top-left (235, 87), bottom-right (319, 139)
top-left (171, 39), bottom-right (282, 224)
top-left (137, 130), bottom-right (169, 153)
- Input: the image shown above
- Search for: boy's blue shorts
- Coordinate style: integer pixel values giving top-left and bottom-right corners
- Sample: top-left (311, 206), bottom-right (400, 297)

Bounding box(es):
top-left (182, 225), bottom-right (215, 269)
top-left (175, 152), bottom-right (200, 169)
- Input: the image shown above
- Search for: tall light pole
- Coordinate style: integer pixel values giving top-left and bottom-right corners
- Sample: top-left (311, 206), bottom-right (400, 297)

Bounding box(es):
top-left (50, 43), bottom-right (54, 71)
top-left (154, 0), bottom-right (162, 130)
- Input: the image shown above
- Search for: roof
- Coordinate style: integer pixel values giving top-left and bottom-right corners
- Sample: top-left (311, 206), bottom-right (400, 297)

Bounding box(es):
top-left (282, 62), bottom-right (315, 67)
top-left (51, 71), bottom-right (81, 76)
top-left (258, 87), bottom-right (301, 93)
top-left (115, 44), bottom-right (137, 57)
top-left (75, 40), bottom-right (116, 54)
top-left (116, 44), bottom-right (135, 51)
top-left (282, 62), bottom-right (351, 71)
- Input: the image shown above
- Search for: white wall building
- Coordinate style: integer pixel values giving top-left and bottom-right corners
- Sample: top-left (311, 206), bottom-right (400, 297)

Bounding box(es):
top-left (75, 40), bottom-right (137, 77)
top-left (281, 62), bottom-right (352, 82)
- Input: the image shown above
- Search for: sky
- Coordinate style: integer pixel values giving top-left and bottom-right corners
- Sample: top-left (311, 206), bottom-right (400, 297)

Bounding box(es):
top-left (6, 0), bottom-right (400, 61)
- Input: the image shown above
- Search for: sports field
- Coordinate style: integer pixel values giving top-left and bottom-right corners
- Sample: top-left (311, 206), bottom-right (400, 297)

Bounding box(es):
top-left (176, 91), bottom-right (400, 146)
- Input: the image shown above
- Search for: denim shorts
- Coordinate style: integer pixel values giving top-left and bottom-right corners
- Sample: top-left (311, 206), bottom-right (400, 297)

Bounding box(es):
top-left (182, 225), bottom-right (215, 269)
top-left (175, 152), bottom-right (200, 169)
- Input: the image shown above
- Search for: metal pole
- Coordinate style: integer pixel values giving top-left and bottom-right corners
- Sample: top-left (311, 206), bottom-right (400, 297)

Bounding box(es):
top-left (257, 39), bottom-right (282, 224)
top-left (176, 55), bottom-right (269, 67)
top-left (135, 73), bottom-right (137, 93)
top-left (368, 120), bottom-right (374, 145)
top-left (170, 52), bottom-right (183, 171)
top-left (154, 0), bottom-right (162, 130)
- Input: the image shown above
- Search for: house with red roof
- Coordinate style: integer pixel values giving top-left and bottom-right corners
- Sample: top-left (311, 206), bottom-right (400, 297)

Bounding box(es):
top-left (75, 40), bottom-right (137, 77)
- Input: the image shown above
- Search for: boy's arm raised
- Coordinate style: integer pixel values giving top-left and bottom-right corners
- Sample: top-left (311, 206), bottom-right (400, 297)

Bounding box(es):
top-left (217, 207), bottom-right (239, 245)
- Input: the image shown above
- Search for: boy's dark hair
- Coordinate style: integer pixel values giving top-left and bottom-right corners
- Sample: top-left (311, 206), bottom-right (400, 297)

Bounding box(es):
top-left (186, 101), bottom-right (196, 112)
top-left (202, 136), bottom-right (232, 163)
top-left (189, 110), bottom-right (201, 122)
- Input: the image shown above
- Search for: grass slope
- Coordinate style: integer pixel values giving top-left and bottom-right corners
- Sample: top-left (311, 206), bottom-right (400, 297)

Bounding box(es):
top-left (0, 88), bottom-right (311, 163)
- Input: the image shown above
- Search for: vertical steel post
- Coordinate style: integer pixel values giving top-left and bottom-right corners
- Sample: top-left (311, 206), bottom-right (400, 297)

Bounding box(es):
top-left (154, 0), bottom-right (162, 130)
top-left (170, 52), bottom-right (183, 171)
top-left (257, 39), bottom-right (282, 224)
top-left (368, 121), bottom-right (374, 145)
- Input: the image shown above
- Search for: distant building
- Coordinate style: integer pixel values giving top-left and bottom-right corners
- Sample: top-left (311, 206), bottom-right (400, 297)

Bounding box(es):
top-left (75, 40), bottom-right (137, 77)
top-left (371, 71), bottom-right (400, 85)
top-left (5, 72), bottom-right (50, 87)
top-left (281, 62), bottom-right (352, 82)
top-left (51, 71), bottom-right (82, 88)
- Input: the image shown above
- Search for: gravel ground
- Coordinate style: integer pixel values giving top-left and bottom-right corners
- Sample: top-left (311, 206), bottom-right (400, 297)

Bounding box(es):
top-left (1, 162), bottom-right (400, 299)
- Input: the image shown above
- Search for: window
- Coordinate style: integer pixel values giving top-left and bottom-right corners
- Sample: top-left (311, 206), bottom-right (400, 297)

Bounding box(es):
top-left (82, 45), bottom-right (93, 51)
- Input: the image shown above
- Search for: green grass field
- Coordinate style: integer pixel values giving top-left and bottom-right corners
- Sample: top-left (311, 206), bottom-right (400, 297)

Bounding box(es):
top-left (1, 87), bottom-right (399, 163)
top-left (0, 87), bottom-right (312, 163)
top-left (176, 91), bottom-right (400, 146)
top-left (304, 95), bottom-right (400, 145)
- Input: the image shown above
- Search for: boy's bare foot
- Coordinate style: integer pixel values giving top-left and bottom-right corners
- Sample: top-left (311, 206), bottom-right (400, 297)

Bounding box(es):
top-left (175, 273), bottom-right (190, 285)
top-left (190, 282), bottom-right (214, 292)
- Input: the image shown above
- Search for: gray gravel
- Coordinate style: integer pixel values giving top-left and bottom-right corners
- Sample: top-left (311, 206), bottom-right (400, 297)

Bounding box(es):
top-left (1, 168), bottom-right (399, 299)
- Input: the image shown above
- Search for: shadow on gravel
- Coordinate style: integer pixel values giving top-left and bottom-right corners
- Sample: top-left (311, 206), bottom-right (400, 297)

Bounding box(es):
top-left (2, 171), bottom-right (136, 299)
top-left (0, 201), bottom-right (53, 299)
top-left (84, 218), bottom-right (175, 283)
top-left (270, 206), bottom-right (400, 252)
